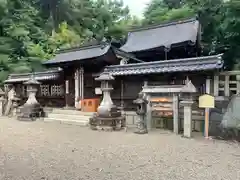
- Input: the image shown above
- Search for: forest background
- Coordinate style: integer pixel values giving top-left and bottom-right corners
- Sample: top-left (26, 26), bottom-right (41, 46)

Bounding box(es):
top-left (0, 0), bottom-right (239, 83)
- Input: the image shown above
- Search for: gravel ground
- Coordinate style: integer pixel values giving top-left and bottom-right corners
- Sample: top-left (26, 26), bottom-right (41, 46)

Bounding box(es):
top-left (0, 118), bottom-right (240, 180)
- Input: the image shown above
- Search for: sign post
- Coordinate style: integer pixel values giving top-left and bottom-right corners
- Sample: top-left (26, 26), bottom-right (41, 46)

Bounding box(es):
top-left (199, 94), bottom-right (215, 138)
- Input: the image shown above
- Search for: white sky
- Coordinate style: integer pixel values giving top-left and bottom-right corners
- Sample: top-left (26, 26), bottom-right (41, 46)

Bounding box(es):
top-left (123, 0), bottom-right (151, 18)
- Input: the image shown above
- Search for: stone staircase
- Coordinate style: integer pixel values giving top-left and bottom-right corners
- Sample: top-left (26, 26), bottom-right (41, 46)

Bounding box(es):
top-left (44, 108), bottom-right (94, 126)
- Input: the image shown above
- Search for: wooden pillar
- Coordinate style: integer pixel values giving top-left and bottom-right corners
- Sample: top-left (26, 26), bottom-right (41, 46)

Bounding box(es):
top-left (65, 80), bottom-right (69, 108)
top-left (206, 78), bottom-right (211, 94)
top-left (237, 75), bottom-right (240, 94)
top-left (225, 75), bottom-right (230, 96)
top-left (214, 75), bottom-right (219, 96)
top-left (80, 67), bottom-right (84, 101)
top-left (173, 94), bottom-right (179, 134)
top-left (120, 79), bottom-right (124, 111)
top-left (75, 69), bottom-right (80, 108)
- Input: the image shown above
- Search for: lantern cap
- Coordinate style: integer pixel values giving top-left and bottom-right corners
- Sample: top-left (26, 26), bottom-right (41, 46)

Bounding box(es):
top-left (95, 73), bottom-right (114, 81)
top-left (23, 74), bottom-right (41, 85)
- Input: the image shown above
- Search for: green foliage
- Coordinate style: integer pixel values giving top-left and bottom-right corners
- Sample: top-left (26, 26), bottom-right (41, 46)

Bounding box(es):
top-left (144, 5), bottom-right (194, 25)
top-left (2, 0), bottom-right (240, 85)
top-left (144, 0), bottom-right (240, 69)
top-left (0, 0), bottom-right (135, 84)
top-left (49, 22), bottom-right (84, 51)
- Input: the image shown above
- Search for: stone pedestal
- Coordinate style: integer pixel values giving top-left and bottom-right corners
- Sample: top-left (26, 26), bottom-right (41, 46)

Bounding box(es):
top-left (181, 100), bottom-right (194, 138)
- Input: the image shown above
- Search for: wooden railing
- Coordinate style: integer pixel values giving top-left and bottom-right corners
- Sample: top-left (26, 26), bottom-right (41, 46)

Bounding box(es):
top-left (214, 71), bottom-right (240, 97)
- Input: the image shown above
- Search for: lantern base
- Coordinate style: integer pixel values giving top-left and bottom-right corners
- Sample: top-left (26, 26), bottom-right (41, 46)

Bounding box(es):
top-left (17, 103), bottom-right (44, 121)
top-left (134, 129), bottom-right (148, 134)
top-left (89, 109), bottom-right (125, 131)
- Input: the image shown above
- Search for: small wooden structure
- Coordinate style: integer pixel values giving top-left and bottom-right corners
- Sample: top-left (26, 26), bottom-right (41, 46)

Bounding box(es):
top-left (141, 80), bottom-right (197, 136)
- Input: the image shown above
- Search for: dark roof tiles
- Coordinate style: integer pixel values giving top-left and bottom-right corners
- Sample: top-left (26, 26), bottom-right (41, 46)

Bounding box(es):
top-left (120, 18), bottom-right (200, 52)
top-left (4, 69), bottom-right (61, 83)
top-left (43, 44), bottom-right (111, 65)
top-left (103, 54), bottom-right (223, 76)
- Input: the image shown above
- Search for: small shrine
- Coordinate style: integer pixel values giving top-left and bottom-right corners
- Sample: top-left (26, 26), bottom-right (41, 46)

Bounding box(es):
top-left (141, 79), bottom-right (197, 138)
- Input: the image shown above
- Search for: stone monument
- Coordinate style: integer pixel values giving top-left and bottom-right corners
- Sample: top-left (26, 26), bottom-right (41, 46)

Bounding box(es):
top-left (90, 73), bottom-right (125, 131)
top-left (4, 85), bottom-right (16, 116)
top-left (133, 92), bottom-right (148, 134)
top-left (18, 75), bottom-right (42, 121)
top-left (0, 88), bottom-right (5, 116)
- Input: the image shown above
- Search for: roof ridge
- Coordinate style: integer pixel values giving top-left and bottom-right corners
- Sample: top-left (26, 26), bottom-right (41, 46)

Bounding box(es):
top-left (57, 42), bottom-right (108, 54)
top-left (129, 17), bottom-right (197, 33)
top-left (9, 69), bottom-right (62, 77)
top-left (106, 54), bottom-right (223, 68)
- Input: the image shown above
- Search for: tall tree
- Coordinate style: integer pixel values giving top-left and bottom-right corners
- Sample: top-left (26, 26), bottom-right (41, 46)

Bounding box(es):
top-left (143, 0), bottom-right (194, 25)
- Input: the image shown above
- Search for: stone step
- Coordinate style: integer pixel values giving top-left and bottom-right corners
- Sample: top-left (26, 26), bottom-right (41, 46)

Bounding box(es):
top-left (51, 109), bottom-right (94, 116)
top-left (47, 113), bottom-right (91, 121)
top-left (44, 117), bottom-right (89, 126)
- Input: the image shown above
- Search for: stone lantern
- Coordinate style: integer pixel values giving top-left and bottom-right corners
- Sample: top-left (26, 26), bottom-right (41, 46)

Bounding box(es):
top-left (18, 74), bottom-right (42, 121)
top-left (180, 80), bottom-right (197, 138)
top-left (133, 92), bottom-right (148, 134)
top-left (90, 73), bottom-right (125, 131)
top-left (0, 88), bottom-right (5, 116)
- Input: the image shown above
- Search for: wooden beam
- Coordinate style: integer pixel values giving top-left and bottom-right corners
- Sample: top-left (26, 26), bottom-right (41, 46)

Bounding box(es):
top-left (219, 71), bottom-right (240, 76)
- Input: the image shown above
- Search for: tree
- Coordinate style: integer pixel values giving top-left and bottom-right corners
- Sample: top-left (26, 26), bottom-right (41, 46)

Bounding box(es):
top-left (143, 0), bottom-right (194, 25)
top-left (143, 0), bottom-right (240, 69)
top-left (49, 22), bottom-right (85, 52)
top-left (216, 0), bottom-right (240, 69)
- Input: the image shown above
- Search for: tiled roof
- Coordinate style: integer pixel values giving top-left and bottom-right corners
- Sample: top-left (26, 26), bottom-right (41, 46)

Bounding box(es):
top-left (103, 54), bottom-right (223, 76)
top-left (120, 18), bottom-right (200, 53)
top-left (4, 69), bottom-right (61, 83)
top-left (43, 44), bottom-right (111, 65)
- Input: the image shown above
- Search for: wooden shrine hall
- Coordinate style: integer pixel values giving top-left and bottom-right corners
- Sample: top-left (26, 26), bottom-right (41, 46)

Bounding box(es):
top-left (4, 17), bottom-right (226, 133)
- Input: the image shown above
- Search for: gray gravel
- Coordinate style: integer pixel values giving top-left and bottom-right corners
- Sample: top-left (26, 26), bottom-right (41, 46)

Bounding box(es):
top-left (0, 118), bottom-right (240, 180)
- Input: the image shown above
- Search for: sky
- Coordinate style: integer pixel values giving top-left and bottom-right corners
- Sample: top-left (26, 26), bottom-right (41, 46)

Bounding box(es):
top-left (123, 0), bottom-right (151, 18)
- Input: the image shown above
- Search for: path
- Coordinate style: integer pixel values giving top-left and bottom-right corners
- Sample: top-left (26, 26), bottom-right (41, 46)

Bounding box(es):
top-left (0, 118), bottom-right (239, 180)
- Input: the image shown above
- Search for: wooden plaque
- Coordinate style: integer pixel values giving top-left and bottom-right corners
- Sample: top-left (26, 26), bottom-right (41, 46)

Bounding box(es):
top-left (199, 94), bottom-right (215, 108)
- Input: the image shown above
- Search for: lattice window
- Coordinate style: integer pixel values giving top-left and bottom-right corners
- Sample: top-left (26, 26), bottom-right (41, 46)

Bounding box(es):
top-left (51, 85), bottom-right (64, 96)
top-left (40, 85), bottom-right (50, 96)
